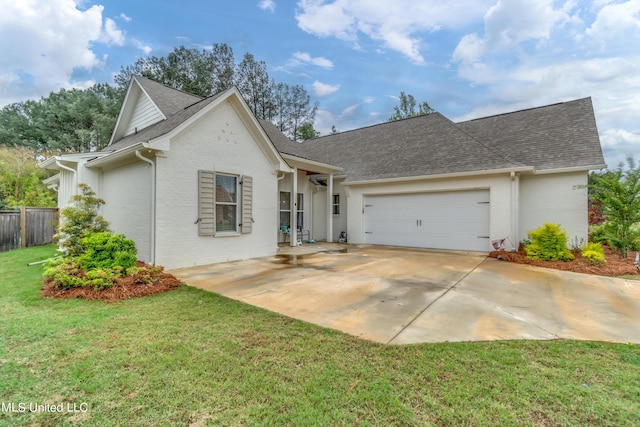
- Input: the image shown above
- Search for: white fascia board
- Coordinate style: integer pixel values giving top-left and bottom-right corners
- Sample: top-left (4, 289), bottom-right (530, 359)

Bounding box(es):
top-left (281, 154), bottom-right (342, 175)
top-left (533, 164), bottom-right (608, 175)
top-left (38, 152), bottom-right (109, 169)
top-left (343, 166), bottom-right (535, 186)
top-left (85, 143), bottom-right (144, 168)
top-left (108, 79), bottom-right (138, 146)
top-left (145, 137), bottom-right (171, 152)
top-left (43, 174), bottom-right (60, 185)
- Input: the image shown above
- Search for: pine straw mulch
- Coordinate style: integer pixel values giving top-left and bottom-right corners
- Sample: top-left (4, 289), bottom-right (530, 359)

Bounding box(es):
top-left (489, 245), bottom-right (640, 277)
top-left (41, 261), bottom-right (183, 302)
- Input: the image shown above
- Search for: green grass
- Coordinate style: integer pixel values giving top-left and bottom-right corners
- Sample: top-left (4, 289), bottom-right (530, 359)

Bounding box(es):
top-left (1, 246), bottom-right (639, 426)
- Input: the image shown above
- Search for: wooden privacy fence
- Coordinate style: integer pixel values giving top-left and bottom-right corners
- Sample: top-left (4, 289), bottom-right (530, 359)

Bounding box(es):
top-left (0, 207), bottom-right (58, 252)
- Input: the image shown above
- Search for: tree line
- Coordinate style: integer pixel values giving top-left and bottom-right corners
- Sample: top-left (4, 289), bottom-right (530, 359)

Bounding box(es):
top-left (0, 43), bottom-right (435, 208)
top-left (0, 43), bottom-right (319, 157)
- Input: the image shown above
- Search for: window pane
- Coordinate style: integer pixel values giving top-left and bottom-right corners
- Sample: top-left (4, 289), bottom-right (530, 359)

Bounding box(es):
top-left (280, 191), bottom-right (291, 211)
top-left (297, 211), bottom-right (304, 229)
top-left (280, 212), bottom-right (290, 228)
top-left (216, 175), bottom-right (237, 203)
top-left (216, 205), bottom-right (237, 232)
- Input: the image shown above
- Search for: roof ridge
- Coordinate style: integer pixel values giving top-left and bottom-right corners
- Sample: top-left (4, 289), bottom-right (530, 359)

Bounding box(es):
top-left (303, 112), bottom-right (444, 144)
top-left (457, 97), bottom-right (592, 124)
top-left (133, 75), bottom-right (205, 101)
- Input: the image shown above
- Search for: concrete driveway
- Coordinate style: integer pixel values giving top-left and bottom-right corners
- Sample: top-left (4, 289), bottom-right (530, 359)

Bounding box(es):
top-left (171, 246), bottom-right (640, 344)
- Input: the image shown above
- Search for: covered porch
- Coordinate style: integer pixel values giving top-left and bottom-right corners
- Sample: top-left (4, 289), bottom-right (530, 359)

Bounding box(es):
top-left (277, 154), bottom-right (343, 247)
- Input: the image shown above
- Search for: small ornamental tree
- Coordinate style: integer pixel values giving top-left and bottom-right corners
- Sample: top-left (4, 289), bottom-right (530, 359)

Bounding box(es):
top-left (590, 157), bottom-right (640, 258)
top-left (56, 183), bottom-right (110, 256)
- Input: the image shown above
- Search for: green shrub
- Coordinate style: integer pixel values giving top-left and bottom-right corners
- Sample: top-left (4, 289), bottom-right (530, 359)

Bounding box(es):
top-left (85, 268), bottom-right (120, 290)
top-left (525, 223), bottom-right (574, 261)
top-left (56, 184), bottom-right (110, 256)
top-left (77, 232), bottom-right (137, 274)
top-left (581, 242), bottom-right (606, 265)
top-left (43, 256), bottom-right (123, 290)
top-left (43, 257), bottom-right (85, 289)
top-left (589, 223), bottom-right (607, 244)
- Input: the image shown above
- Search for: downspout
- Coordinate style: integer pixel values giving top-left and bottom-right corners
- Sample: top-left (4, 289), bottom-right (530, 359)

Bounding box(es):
top-left (291, 167), bottom-right (298, 246)
top-left (510, 171), bottom-right (519, 250)
top-left (56, 160), bottom-right (77, 187)
top-left (136, 149), bottom-right (156, 265)
top-left (56, 160), bottom-right (77, 208)
top-left (276, 171), bottom-right (286, 245)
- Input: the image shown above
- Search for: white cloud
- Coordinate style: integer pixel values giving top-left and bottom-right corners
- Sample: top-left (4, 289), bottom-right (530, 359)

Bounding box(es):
top-left (133, 39), bottom-right (152, 56)
top-left (296, 0), bottom-right (494, 65)
top-left (453, 0), bottom-right (576, 64)
top-left (119, 13), bottom-right (132, 23)
top-left (342, 96), bottom-right (374, 116)
top-left (278, 51), bottom-right (334, 72)
top-left (313, 80), bottom-right (340, 97)
top-left (0, 0), bottom-right (127, 106)
top-left (101, 18), bottom-right (125, 46)
top-left (586, 0), bottom-right (640, 38)
top-left (448, 1), bottom-right (640, 167)
top-left (292, 52), bottom-right (334, 68)
top-left (258, 0), bottom-right (276, 12)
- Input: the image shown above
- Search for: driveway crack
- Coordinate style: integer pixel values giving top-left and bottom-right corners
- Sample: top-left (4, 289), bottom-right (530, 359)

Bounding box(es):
top-left (386, 257), bottom-right (487, 345)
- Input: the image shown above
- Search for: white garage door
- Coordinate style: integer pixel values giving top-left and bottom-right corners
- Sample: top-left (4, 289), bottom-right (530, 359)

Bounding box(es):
top-left (364, 190), bottom-right (490, 251)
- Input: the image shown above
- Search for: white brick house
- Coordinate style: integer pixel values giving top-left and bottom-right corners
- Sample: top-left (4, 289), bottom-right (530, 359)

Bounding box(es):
top-left (41, 76), bottom-right (606, 269)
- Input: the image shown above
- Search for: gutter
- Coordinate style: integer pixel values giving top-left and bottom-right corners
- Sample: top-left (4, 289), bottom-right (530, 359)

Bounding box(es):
top-left (55, 160), bottom-right (77, 189)
top-left (343, 166), bottom-right (535, 186)
top-left (533, 164), bottom-right (608, 175)
top-left (85, 143), bottom-right (142, 168)
top-left (135, 149), bottom-right (156, 265)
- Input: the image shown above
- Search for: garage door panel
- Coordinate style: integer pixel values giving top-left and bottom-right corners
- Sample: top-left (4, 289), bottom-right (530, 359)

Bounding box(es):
top-left (364, 190), bottom-right (490, 251)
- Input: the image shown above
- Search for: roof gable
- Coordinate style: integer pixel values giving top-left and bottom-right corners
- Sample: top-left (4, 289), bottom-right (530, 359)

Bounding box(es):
top-left (109, 76), bottom-right (203, 144)
top-left (100, 85), bottom-right (290, 172)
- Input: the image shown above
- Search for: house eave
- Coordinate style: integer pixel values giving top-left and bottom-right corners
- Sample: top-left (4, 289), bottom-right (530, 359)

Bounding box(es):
top-left (281, 154), bottom-right (342, 174)
top-left (343, 166), bottom-right (536, 186)
top-left (85, 143), bottom-right (145, 168)
top-left (38, 152), bottom-right (111, 170)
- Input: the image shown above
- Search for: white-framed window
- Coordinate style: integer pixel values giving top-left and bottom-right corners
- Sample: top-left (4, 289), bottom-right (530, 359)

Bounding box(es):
top-left (215, 173), bottom-right (238, 233)
top-left (297, 193), bottom-right (304, 229)
top-left (279, 191), bottom-right (290, 228)
top-left (332, 194), bottom-right (340, 215)
top-left (279, 192), bottom-right (304, 229)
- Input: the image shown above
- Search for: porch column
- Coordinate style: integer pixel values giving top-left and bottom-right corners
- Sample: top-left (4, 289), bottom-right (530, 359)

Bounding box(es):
top-left (326, 173), bottom-right (333, 243)
top-left (291, 167), bottom-right (298, 246)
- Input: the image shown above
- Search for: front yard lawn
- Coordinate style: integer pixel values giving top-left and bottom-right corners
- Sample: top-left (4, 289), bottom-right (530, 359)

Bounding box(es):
top-left (1, 246), bottom-right (639, 426)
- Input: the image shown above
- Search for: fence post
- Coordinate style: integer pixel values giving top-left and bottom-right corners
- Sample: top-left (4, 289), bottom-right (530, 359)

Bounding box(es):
top-left (20, 206), bottom-right (27, 248)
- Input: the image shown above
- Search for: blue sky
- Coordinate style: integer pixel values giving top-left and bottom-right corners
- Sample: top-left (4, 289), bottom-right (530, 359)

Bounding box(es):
top-left (1, 0), bottom-right (639, 168)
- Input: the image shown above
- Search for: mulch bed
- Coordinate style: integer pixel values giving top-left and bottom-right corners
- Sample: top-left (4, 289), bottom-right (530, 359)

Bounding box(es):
top-left (489, 245), bottom-right (639, 277)
top-left (41, 262), bottom-right (183, 302)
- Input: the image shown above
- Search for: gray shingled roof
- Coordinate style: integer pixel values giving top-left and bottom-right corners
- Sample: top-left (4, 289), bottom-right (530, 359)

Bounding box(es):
top-left (266, 97), bottom-right (605, 182)
top-left (267, 113), bottom-right (525, 182)
top-left (457, 97), bottom-right (605, 171)
top-left (105, 76), bottom-right (605, 181)
top-left (135, 76), bottom-right (203, 118)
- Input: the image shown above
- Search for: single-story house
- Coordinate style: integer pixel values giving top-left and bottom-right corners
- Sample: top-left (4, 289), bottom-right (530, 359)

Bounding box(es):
top-left (41, 76), bottom-right (606, 269)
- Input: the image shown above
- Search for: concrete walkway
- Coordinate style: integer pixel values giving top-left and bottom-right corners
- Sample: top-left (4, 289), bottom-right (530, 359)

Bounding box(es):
top-left (171, 246), bottom-right (640, 344)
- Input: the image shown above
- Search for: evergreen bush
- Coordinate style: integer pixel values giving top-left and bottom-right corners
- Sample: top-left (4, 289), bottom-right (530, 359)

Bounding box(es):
top-left (525, 223), bottom-right (574, 261)
top-left (581, 242), bottom-right (606, 265)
